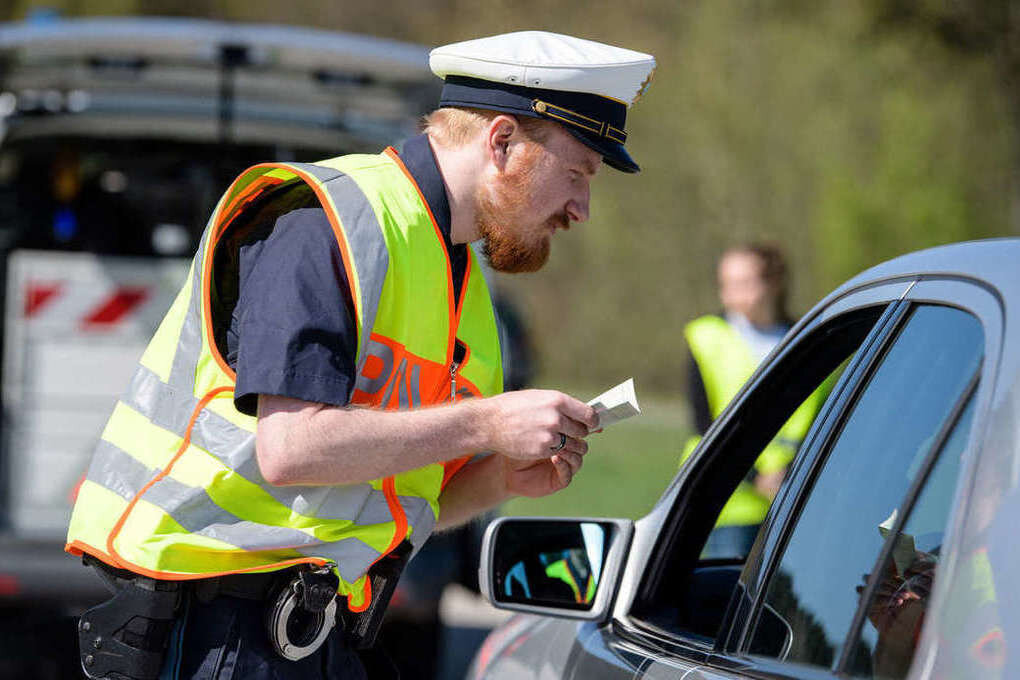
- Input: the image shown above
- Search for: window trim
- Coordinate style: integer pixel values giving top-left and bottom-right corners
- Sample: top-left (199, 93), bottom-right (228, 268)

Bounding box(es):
top-left (616, 293), bottom-right (909, 658)
top-left (727, 300), bottom-right (913, 655)
top-left (729, 280), bottom-right (1001, 678)
top-left (741, 303), bottom-right (983, 661)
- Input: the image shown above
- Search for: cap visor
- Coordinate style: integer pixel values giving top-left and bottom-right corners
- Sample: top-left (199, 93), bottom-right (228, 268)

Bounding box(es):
top-left (563, 126), bottom-right (640, 173)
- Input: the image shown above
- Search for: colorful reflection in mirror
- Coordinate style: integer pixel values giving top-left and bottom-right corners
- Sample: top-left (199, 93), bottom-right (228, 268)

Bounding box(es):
top-left (492, 521), bottom-right (608, 610)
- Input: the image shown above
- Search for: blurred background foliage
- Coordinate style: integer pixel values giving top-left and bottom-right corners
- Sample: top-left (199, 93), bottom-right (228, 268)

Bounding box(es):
top-left (3, 1), bottom-right (1017, 515)
top-left (3, 0), bottom-right (1015, 396)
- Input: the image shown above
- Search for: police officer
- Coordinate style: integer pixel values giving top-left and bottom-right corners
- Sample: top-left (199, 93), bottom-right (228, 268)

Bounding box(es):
top-left (66, 31), bottom-right (655, 680)
top-left (681, 243), bottom-right (829, 557)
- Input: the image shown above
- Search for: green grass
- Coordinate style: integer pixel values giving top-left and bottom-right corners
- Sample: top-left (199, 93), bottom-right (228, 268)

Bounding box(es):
top-left (502, 395), bottom-right (691, 520)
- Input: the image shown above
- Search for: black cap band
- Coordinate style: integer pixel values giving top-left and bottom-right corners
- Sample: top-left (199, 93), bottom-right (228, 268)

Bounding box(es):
top-left (438, 75), bottom-right (639, 173)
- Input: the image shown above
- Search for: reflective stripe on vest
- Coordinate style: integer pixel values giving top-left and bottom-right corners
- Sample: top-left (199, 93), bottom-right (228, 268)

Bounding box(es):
top-left (681, 315), bottom-right (828, 527)
top-left (66, 149), bottom-right (503, 610)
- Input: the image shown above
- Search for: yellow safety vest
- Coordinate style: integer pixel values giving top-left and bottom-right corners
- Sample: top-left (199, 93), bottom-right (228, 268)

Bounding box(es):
top-left (681, 315), bottom-right (828, 527)
top-left (66, 148), bottom-right (503, 611)
top-left (544, 557), bottom-right (596, 604)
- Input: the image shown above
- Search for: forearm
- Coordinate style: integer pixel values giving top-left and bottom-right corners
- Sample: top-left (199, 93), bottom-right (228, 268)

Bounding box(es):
top-left (434, 455), bottom-right (509, 531)
top-left (256, 388), bottom-right (599, 490)
top-left (256, 395), bottom-right (490, 486)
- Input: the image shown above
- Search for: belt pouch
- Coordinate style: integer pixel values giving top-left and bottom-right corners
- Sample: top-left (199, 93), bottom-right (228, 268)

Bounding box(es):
top-left (79, 577), bottom-right (180, 680)
top-left (342, 540), bottom-right (412, 650)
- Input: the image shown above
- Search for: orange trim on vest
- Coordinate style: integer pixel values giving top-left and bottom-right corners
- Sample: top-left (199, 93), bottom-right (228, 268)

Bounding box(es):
top-left (105, 386), bottom-right (233, 568)
top-left (344, 475), bottom-right (407, 613)
top-left (201, 163), bottom-right (365, 382)
top-left (222, 177), bottom-right (285, 230)
top-left (441, 456), bottom-right (471, 489)
top-left (383, 147), bottom-right (465, 367)
top-left (66, 539), bottom-right (326, 581)
top-left (220, 175), bottom-right (283, 227)
top-left (348, 575), bottom-right (372, 613)
top-left (202, 172), bottom-right (285, 380)
top-left (439, 337), bottom-right (474, 488)
top-left (99, 386), bottom-right (330, 579)
top-left (201, 243), bottom-right (237, 381)
top-left (69, 473), bottom-right (86, 504)
top-left (355, 332), bottom-right (482, 409)
top-left (65, 540), bottom-right (116, 564)
top-left (455, 255), bottom-right (471, 323)
top-left (381, 476), bottom-right (408, 557)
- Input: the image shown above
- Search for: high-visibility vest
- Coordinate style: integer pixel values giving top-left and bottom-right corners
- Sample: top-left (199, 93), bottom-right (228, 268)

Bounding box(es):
top-left (544, 557), bottom-right (596, 604)
top-left (65, 149), bottom-right (503, 610)
top-left (681, 314), bottom-right (828, 527)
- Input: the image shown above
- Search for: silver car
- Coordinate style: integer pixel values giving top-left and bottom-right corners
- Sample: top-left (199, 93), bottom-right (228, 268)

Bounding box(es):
top-left (472, 238), bottom-right (1020, 680)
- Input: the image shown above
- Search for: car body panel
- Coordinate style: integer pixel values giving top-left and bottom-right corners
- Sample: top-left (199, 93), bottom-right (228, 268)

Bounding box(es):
top-left (475, 239), bottom-right (1020, 679)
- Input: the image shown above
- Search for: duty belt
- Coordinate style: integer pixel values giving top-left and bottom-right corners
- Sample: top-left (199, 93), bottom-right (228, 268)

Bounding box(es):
top-left (80, 540), bottom-right (412, 678)
top-left (79, 556), bottom-right (183, 680)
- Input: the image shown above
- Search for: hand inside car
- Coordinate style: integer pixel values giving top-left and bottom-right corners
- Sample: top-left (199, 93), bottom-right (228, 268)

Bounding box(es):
top-left (858, 549), bottom-right (936, 675)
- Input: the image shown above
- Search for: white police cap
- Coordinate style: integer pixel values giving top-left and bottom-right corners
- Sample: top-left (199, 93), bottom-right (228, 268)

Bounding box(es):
top-left (429, 31), bottom-right (655, 173)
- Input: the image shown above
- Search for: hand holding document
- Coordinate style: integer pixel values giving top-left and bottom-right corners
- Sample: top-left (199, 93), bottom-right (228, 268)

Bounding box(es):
top-left (587, 378), bottom-right (641, 430)
top-left (878, 509), bottom-right (917, 576)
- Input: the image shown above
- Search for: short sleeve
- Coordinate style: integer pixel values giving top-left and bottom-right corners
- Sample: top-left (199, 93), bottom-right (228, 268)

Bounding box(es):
top-left (230, 206), bottom-right (358, 416)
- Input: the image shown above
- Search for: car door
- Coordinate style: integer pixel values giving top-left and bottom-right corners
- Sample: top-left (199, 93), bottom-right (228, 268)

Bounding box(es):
top-left (567, 283), bottom-right (910, 679)
top-left (677, 282), bottom-right (998, 679)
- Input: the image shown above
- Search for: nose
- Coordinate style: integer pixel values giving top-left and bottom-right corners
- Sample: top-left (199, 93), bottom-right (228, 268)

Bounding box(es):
top-left (565, 184), bottom-right (590, 223)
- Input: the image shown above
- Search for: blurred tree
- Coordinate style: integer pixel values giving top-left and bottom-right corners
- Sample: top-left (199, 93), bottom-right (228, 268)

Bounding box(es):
top-left (0, 0), bottom-right (1015, 395)
top-left (866, 0), bottom-right (1020, 231)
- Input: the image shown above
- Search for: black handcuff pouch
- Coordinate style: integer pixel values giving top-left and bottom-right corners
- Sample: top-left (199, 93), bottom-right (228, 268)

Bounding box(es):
top-left (78, 557), bottom-right (181, 680)
top-left (341, 539), bottom-right (413, 650)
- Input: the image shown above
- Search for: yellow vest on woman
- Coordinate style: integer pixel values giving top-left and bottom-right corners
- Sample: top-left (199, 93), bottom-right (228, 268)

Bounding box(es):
top-left (681, 314), bottom-right (828, 526)
top-left (66, 148), bottom-right (503, 610)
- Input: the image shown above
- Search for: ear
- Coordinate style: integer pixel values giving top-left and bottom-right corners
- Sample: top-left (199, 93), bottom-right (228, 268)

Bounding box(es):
top-left (485, 114), bottom-right (519, 171)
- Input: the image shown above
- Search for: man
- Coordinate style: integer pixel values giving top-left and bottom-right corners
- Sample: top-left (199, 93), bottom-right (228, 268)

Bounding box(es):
top-left (67, 31), bottom-right (655, 679)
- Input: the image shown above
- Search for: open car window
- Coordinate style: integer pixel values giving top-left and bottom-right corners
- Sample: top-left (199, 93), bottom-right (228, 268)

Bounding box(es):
top-left (630, 303), bottom-right (892, 645)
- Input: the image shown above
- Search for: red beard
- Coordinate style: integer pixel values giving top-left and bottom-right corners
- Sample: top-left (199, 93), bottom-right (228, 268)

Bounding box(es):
top-left (475, 144), bottom-right (567, 273)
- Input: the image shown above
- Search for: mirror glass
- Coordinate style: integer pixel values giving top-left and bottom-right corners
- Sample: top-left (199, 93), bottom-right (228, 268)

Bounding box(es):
top-left (491, 520), bottom-right (610, 610)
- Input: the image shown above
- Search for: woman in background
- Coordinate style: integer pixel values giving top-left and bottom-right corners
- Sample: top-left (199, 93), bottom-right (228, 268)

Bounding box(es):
top-left (683, 243), bottom-right (828, 557)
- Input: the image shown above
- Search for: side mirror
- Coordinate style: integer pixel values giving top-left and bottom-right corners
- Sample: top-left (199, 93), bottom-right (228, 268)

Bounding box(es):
top-left (479, 517), bottom-right (633, 621)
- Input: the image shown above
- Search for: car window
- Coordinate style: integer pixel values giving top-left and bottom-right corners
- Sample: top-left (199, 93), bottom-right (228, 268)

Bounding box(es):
top-left (746, 305), bottom-right (983, 674)
top-left (632, 305), bottom-right (889, 644)
top-left (845, 394), bottom-right (976, 679)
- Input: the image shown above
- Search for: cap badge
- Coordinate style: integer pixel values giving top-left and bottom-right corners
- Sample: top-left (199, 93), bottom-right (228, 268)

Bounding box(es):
top-left (633, 66), bottom-right (656, 104)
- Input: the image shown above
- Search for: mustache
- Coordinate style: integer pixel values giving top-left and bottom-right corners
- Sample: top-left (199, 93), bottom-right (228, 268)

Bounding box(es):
top-left (548, 213), bottom-right (570, 231)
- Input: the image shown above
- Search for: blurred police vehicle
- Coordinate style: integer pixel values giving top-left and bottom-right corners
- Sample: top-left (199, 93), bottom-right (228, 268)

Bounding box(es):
top-left (0, 15), bottom-right (436, 643)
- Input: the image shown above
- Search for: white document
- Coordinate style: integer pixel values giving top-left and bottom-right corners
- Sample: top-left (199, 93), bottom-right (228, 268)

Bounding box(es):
top-left (587, 378), bottom-right (641, 429)
top-left (878, 509), bottom-right (917, 575)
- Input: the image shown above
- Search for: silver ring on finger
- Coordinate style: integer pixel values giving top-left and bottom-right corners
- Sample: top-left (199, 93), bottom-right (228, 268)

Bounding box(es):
top-left (550, 433), bottom-right (567, 452)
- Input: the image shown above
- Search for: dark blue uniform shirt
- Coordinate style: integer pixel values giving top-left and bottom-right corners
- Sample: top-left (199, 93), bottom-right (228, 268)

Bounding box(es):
top-left (227, 134), bottom-right (466, 416)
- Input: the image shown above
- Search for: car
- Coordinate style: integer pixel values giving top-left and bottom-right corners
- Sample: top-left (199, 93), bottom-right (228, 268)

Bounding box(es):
top-left (470, 238), bottom-right (1020, 680)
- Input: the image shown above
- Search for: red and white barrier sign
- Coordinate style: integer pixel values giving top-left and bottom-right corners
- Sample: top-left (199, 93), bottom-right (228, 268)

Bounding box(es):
top-left (24, 281), bottom-right (152, 329)
top-left (2, 250), bottom-right (189, 537)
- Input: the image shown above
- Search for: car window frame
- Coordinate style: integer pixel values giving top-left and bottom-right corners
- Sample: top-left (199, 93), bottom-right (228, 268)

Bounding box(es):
top-left (611, 278), bottom-right (918, 663)
top-left (715, 298), bottom-right (914, 658)
top-left (714, 276), bottom-right (1002, 679)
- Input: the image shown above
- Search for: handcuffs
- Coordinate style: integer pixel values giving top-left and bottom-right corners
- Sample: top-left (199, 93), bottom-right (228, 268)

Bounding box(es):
top-left (266, 567), bottom-right (340, 661)
top-left (265, 540), bottom-right (413, 659)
